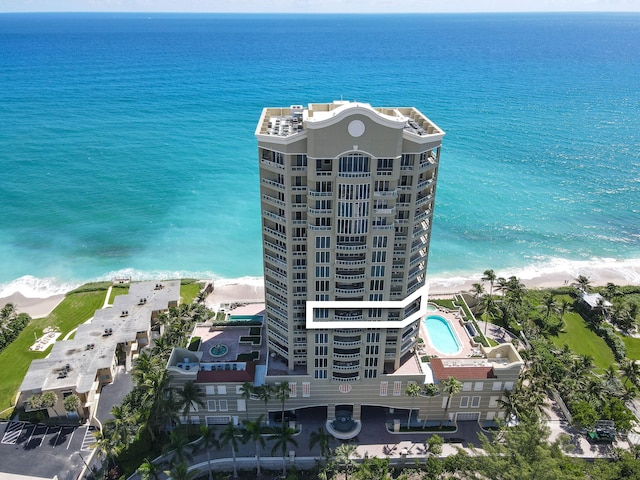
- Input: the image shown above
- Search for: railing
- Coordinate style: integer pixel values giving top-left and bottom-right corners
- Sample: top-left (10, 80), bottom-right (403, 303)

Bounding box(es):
top-left (337, 172), bottom-right (371, 178)
top-left (336, 243), bottom-right (367, 252)
top-left (335, 259), bottom-right (367, 266)
top-left (334, 313), bottom-right (364, 321)
top-left (335, 287), bottom-right (365, 295)
top-left (261, 178), bottom-right (285, 190)
top-left (263, 227), bottom-right (286, 241)
top-left (263, 210), bottom-right (285, 223)
top-left (261, 193), bottom-right (286, 207)
top-left (334, 340), bottom-right (362, 347)
top-left (308, 190), bottom-right (333, 197)
top-left (333, 363), bottom-right (360, 371)
top-left (335, 273), bottom-right (366, 281)
top-left (332, 375), bottom-right (361, 382)
top-left (373, 207), bottom-right (396, 215)
top-left (260, 158), bottom-right (284, 169)
top-left (308, 224), bottom-right (332, 231)
top-left (374, 189), bottom-right (398, 198)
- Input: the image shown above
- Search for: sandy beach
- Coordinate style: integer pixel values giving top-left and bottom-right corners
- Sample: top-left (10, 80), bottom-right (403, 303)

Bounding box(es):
top-left (3, 259), bottom-right (639, 317)
top-left (0, 292), bottom-right (65, 318)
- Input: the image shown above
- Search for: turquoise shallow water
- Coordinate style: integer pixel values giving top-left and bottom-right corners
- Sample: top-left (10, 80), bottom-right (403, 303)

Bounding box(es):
top-left (0, 13), bottom-right (639, 295)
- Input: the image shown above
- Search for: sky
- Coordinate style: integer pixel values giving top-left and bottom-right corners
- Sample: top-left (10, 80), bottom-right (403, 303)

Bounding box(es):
top-left (1, 0), bottom-right (639, 13)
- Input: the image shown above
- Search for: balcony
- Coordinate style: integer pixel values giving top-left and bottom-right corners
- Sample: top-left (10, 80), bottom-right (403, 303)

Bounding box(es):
top-left (261, 193), bottom-right (286, 208)
top-left (265, 265), bottom-right (287, 281)
top-left (372, 223), bottom-right (394, 231)
top-left (264, 240), bottom-right (286, 254)
top-left (261, 178), bottom-right (285, 190)
top-left (308, 190), bottom-right (333, 197)
top-left (335, 287), bottom-right (365, 295)
top-left (335, 258), bottom-right (367, 266)
top-left (416, 194), bottom-right (433, 207)
top-left (335, 312), bottom-right (364, 321)
top-left (260, 158), bottom-right (285, 170)
top-left (417, 178), bottom-right (434, 190)
top-left (308, 207), bottom-right (333, 215)
top-left (308, 224), bottom-right (332, 231)
top-left (335, 273), bottom-right (366, 281)
top-left (332, 374), bottom-right (360, 382)
top-left (263, 227), bottom-right (286, 241)
top-left (333, 362), bottom-right (360, 371)
top-left (336, 243), bottom-right (367, 252)
top-left (337, 171), bottom-right (371, 178)
top-left (374, 189), bottom-right (398, 198)
top-left (373, 207), bottom-right (396, 215)
top-left (334, 338), bottom-right (362, 347)
top-left (263, 210), bottom-right (286, 224)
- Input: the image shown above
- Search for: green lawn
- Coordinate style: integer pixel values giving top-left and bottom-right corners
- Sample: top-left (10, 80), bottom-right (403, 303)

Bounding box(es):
top-left (180, 280), bottom-right (202, 304)
top-left (551, 312), bottom-right (615, 371)
top-left (108, 284), bottom-right (130, 304)
top-left (621, 336), bottom-right (640, 361)
top-left (0, 288), bottom-right (107, 416)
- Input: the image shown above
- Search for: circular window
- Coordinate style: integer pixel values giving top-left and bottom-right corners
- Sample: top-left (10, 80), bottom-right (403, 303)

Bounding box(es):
top-left (339, 384), bottom-right (352, 394)
top-left (347, 120), bottom-right (365, 137)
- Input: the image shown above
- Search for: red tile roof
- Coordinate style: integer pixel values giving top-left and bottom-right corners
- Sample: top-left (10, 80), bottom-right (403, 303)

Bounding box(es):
top-left (195, 361), bottom-right (256, 383)
top-left (430, 358), bottom-right (495, 380)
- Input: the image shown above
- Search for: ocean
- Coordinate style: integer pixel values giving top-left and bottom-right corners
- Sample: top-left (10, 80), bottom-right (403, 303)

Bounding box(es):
top-left (0, 12), bottom-right (639, 297)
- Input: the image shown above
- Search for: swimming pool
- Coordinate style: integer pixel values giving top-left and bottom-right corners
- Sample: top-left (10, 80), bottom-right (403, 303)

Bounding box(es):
top-left (426, 303), bottom-right (438, 312)
top-left (424, 315), bottom-right (461, 355)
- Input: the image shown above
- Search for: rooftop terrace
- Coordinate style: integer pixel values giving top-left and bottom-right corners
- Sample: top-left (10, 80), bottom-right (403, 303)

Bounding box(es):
top-left (256, 100), bottom-right (444, 139)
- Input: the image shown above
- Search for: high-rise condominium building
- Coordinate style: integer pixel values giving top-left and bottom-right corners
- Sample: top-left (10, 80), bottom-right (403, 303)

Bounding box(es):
top-left (256, 101), bottom-right (444, 378)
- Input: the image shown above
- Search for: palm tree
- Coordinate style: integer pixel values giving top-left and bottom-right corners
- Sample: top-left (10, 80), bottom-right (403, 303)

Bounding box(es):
top-left (309, 426), bottom-right (332, 460)
top-left (166, 461), bottom-right (196, 480)
top-left (421, 383), bottom-right (440, 428)
top-left (334, 443), bottom-right (360, 480)
top-left (559, 298), bottom-right (573, 318)
top-left (132, 351), bottom-right (157, 385)
top-left (482, 269), bottom-right (497, 297)
top-left (178, 380), bottom-right (206, 428)
top-left (621, 359), bottom-right (640, 388)
top-left (270, 425), bottom-right (298, 478)
top-left (405, 382), bottom-right (421, 428)
top-left (92, 426), bottom-right (120, 471)
top-left (256, 384), bottom-right (272, 424)
top-left (481, 294), bottom-right (501, 338)
top-left (219, 422), bottom-right (242, 479)
top-left (196, 425), bottom-right (219, 480)
top-left (109, 404), bottom-right (137, 447)
top-left (239, 381), bottom-right (254, 423)
top-left (241, 416), bottom-right (267, 477)
top-left (542, 293), bottom-right (558, 321)
top-left (26, 393), bottom-right (43, 412)
top-left (273, 382), bottom-right (290, 424)
top-left (138, 457), bottom-right (164, 480)
top-left (164, 429), bottom-right (194, 466)
top-left (440, 376), bottom-right (462, 429)
top-left (40, 391), bottom-right (60, 418)
top-left (574, 275), bottom-right (591, 293)
top-left (470, 282), bottom-right (485, 300)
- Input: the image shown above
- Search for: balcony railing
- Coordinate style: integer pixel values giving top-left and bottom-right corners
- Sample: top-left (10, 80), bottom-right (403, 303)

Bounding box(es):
top-left (308, 190), bottom-right (333, 197)
top-left (335, 287), bottom-right (365, 295)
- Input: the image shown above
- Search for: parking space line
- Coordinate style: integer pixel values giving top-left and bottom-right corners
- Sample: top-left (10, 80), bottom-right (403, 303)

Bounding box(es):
top-left (1, 421), bottom-right (25, 444)
top-left (66, 426), bottom-right (76, 449)
top-left (40, 426), bottom-right (49, 446)
top-left (52, 426), bottom-right (62, 448)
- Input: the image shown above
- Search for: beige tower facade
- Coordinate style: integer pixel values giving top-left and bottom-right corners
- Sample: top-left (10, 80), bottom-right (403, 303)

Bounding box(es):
top-left (256, 101), bottom-right (444, 377)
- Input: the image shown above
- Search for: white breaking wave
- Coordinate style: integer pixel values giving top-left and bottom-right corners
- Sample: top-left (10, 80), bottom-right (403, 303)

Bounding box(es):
top-left (2, 257), bottom-right (640, 300)
top-left (0, 275), bottom-right (81, 299)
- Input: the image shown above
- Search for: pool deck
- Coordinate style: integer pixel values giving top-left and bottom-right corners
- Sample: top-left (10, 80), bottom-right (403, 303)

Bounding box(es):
top-left (194, 324), bottom-right (267, 363)
top-left (419, 308), bottom-right (478, 359)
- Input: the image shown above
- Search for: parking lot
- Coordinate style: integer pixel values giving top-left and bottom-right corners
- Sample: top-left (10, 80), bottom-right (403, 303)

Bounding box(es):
top-left (0, 421), bottom-right (95, 479)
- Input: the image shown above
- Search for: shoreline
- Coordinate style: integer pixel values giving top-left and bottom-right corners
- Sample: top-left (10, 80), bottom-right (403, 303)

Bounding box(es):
top-left (3, 259), bottom-right (640, 318)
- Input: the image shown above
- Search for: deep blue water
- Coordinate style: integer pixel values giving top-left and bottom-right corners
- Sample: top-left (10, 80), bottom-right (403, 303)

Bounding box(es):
top-left (1, 13), bottom-right (639, 295)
